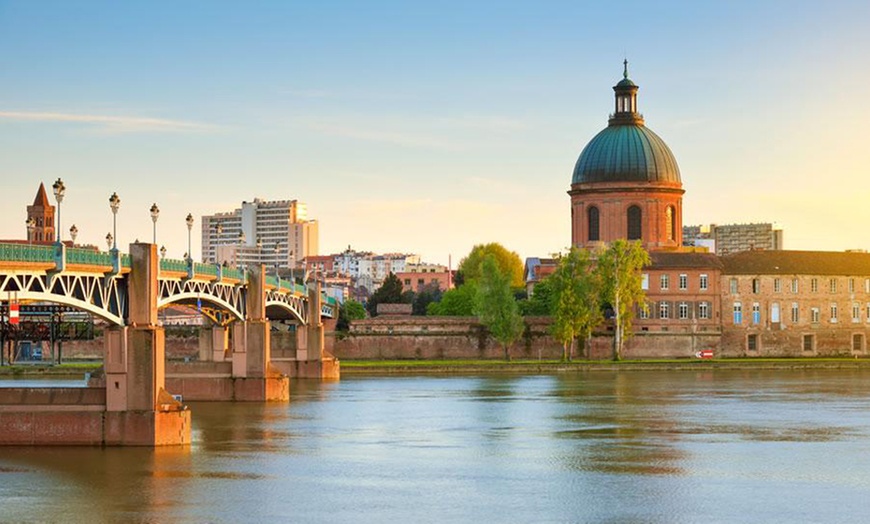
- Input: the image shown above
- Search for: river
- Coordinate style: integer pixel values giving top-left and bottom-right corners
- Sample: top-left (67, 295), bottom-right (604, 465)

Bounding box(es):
top-left (2, 370), bottom-right (870, 523)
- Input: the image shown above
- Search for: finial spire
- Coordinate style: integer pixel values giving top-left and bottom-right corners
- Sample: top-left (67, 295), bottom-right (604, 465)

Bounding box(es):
top-left (623, 59), bottom-right (629, 79)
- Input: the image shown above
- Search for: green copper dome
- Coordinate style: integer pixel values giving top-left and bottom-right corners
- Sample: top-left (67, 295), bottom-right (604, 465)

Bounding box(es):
top-left (571, 62), bottom-right (680, 185)
top-left (571, 124), bottom-right (681, 184)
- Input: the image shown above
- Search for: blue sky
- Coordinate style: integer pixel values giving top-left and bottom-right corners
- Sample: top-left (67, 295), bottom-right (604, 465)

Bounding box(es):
top-left (2, 1), bottom-right (869, 264)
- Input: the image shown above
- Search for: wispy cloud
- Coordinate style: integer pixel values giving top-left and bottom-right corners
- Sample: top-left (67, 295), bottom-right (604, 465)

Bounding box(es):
top-left (436, 116), bottom-right (527, 133)
top-left (0, 110), bottom-right (218, 133)
top-left (305, 121), bottom-right (458, 150)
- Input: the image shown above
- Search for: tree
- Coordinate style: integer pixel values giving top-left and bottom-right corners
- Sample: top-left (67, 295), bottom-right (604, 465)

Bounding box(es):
top-left (458, 243), bottom-right (524, 288)
top-left (336, 299), bottom-right (367, 331)
top-left (427, 282), bottom-right (478, 316)
top-left (366, 273), bottom-right (406, 317)
top-left (412, 283), bottom-right (443, 315)
top-left (549, 247), bottom-right (602, 361)
top-left (474, 255), bottom-right (525, 361)
top-left (519, 278), bottom-right (554, 316)
top-left (595, 240), bottom-right (650, 361)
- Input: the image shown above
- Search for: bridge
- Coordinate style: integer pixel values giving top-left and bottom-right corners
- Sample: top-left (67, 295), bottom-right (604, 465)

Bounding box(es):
top-left (0, 242), bottom-right (340, 447)
top-left (0, 242), bottom-right (337, 326)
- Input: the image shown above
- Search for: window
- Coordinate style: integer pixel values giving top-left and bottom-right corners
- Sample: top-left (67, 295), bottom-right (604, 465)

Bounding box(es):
top-left (641, 273), bottom-right (649, 290)
top-left (853, 303), bottom-right (861, 323)
top-left (865, 279), bottom-right (870, 293)
top-left (659, 302), bottom-right (670, 319)
top-left (752, 303), bottom-right (761, 324)
top-left (404, 279), bottom-right (411, 286)
top-left (678, 302), bottom-right (689, 320)
top-left (829, 278), bottom-right (837, 293)
top-left (733, 302), bottom-right (743, 324)
top-left (771, 303), bottom-right (780, 323)
top-left (811, 307), bottom-right (820, 323)
top-left (679, 274), bottom-right (688, 290)
top-left (853, 333), bottom-right (864, 352)
top-left (666, 206), bottom-right (675, 241)
top-left (752, 279), bottom-right (761, 294)
top-left (849, 278), bottom-right (855, 293)
top-left (730, 278), bottom-right (738, 294)
top-left (867, 303), bottom-right (870, 321)
top-left (803, 334), bottom-right (815, 352)
top-left (811, 278), bottom-right (818, 293)
top-left (792, 278), bottom-right (799, 293)
top-left (791, 302), bottom-right (800, 323)
top-left (774, 278), bottom-right (781, 293)
top-left (639, 302), bottom-right (650, 319)
top-left (700, 274), bottom-right (708, 291)
top-left (627, 205), bottom-right (642, 240)
top-left (698, 302), bottom-right (710, 320)
top-left (830, 303), bottom-right (838, 323)
top-left (660, 274), bottom-right (670, 290)
top-left (747, 334), bottom-right (758, 352)
top-left (587, 206), bottom-right (600, 242)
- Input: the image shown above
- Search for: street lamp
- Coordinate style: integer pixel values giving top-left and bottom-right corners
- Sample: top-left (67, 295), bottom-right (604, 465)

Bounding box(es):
top-left (108, 192), bottom-right (120, 251)
top-left (26, 217), bottom-right (35, 245)
top-left (105, 232), bottom-right (113, 250)
top-left (69, 224), bottom-right (78, 246)
top-left (51, 178), bottom-right (65, 244)
top-left (150, 203), bottom-right (160, 244)
top-left (185, 213), bottom-right (194, 263)
top-left (160, 245), bottom-right (166, 259)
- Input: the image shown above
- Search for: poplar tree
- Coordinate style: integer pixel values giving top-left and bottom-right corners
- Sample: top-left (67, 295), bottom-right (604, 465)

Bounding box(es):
top-left (475, 255), bottom-right (524, 361)
top-left (549, 247), bottom-right (601, 361)
top-left (595, 240), bottom-right (650, 361)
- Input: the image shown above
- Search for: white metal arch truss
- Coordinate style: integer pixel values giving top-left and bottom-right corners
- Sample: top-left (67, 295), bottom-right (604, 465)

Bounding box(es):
top-left (264, 289), bottom-right (308, 323)
top-left (0, 271), bottom-right (126, 326)
top-left (157, 278), bottom-right (246, 322)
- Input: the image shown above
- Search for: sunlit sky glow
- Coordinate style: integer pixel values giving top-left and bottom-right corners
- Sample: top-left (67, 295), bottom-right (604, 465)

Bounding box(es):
top-left (2, 1), bottom-right (869, 265)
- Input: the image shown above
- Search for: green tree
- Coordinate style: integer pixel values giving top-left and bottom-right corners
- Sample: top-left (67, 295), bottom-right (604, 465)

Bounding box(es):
top-left (595, 240), bottom-right (650, 361)
top-left (412, 283), bottom-right (443, 315)
top-left (336, 299), bottom-right (367, 331)
top-left (459, 243), bottom-right (524, 288)
top-left (549, 247), bottom-right (602, 361)
top-left (366, 273), bottom-right (406, 317)
top-left (474, 255), bottom-right (524, 361)
top-left (519, 278), bottom-right (554, 316)
top-left (427, 282), bottom-right (478, 316)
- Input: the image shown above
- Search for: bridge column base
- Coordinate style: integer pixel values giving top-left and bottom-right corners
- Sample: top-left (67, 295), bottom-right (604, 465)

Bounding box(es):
top-left (233, 375), bottom-right (289, 401)
top-left (104, 406), bottom-right (191, 446)
top-left (271, 357), bottom-right (341, 380)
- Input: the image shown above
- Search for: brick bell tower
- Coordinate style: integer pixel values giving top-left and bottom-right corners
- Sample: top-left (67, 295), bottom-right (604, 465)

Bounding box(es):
top-left (26, 182), bottom-right (55, 243)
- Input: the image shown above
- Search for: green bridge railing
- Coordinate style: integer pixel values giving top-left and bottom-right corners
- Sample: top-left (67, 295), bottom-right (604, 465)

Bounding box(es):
top-left (0, 243), bottom-right (55, 263)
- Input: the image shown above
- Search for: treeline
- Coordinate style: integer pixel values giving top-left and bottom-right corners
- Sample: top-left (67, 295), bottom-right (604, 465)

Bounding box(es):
top-left (338, 240), bottom-right (650, 361)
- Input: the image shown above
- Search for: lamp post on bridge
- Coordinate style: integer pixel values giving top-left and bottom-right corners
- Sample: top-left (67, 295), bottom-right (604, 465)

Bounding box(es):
top-left (69, 225), bottom-right (78, 246)
top-left (160, 245), bottom-right (166, 259)
top-left (51, 178), bottom-right (65, 244)
top-left (105, 233), bottom-right (113, 251)
top-left (26, 217), bottom-right (35, 246)
top-left (185, 213), bottom-right (194, 264)
top-left (108, 192), bottom-right (120, 252)
top-left (150, 203), bottom-right (160, 244)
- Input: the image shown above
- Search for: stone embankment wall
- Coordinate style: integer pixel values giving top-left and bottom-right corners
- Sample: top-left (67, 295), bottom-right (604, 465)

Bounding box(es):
top-left (332, 316), bottom-right (722, 360)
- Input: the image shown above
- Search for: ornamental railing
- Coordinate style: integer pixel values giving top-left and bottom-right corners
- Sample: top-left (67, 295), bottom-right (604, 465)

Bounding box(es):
top-left (0, 243), bottom-right (55, 263)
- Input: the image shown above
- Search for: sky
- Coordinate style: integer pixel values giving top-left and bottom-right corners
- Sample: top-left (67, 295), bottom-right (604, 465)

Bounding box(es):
top-left (1, 1), bottom-right (869, 266)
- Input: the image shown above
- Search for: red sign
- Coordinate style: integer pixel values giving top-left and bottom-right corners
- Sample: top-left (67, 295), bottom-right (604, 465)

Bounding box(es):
top-left (9, 303), bottom-right (19, 325)
top-left (695, 349), bottom-right (714, 359)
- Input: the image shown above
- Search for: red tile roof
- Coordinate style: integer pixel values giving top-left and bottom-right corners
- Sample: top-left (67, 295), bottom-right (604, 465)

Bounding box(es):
top-left (721, 250), bottom-right (870, 276)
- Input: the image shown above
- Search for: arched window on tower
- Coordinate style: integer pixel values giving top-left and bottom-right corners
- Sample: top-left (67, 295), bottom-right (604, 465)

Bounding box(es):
top-left (627, 205), bottom-right (642, 240)
top-left (587, 206), bottom-right (600, 242)
top-left (666, 206), bottom-right (675, 241)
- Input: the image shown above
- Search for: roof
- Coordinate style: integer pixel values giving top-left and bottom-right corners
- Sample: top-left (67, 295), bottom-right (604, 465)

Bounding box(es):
top-left (32, 182), bottom-right (51, 207)
top-left (721, 250), bottom-right (870, 276)
top-left (572, 124), bottom-right (681, 185)
top-left (648, 251), bottom-right (723, 270)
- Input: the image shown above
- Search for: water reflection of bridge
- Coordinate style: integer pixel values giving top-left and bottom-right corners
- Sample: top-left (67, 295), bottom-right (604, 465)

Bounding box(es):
top-left (0, 243), bottom-right (340, 447)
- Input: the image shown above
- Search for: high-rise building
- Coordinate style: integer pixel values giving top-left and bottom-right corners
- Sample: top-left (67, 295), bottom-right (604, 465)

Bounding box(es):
top-left (201, 198), bottom-right (318, 268)
top-left (683, 223), bottom-right (784, 255)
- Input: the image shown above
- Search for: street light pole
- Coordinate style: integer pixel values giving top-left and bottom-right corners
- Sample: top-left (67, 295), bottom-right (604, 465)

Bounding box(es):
top-left (69, 225), bottom-right (78, 246)
top-left (106, 233), bottom-right (113, 251)
top-left (51, 178), bottom-right (65, 244)
top-left (150, 203), bottom-right (160, 244)
top-left (109, 192), bottom-right (120, 251)
top-left (185, 213), bottom-right (194, 263)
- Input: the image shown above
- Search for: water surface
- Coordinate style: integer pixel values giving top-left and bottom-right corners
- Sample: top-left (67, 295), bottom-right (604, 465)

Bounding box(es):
top-left (2, 370), bottom-right (870, 523)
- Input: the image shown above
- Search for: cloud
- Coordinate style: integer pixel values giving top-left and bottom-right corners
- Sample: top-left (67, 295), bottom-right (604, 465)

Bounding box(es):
top-left (436, 116), bottom-right (527, 133)
top-left (305, 121), bottom-right (459, 150)
top-left (0, 110), bottom-right (218, 133)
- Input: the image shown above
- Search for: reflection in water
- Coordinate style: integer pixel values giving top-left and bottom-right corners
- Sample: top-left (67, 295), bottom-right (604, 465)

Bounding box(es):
top-left (3, 370), bottom-right (870, 522)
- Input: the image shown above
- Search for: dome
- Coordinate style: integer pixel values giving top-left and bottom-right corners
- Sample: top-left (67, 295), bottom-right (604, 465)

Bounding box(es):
top-left (571, 124), bottom-right (681, 185)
